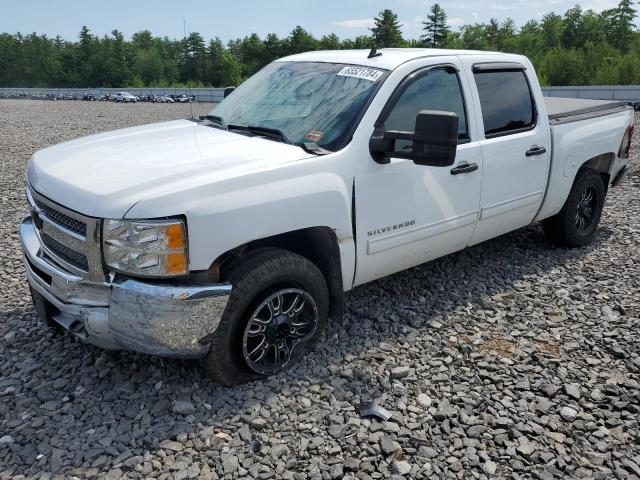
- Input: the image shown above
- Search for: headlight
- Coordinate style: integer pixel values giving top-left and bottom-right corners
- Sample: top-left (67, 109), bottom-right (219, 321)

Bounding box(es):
top-left (103, 219), bottom-right (187, 277)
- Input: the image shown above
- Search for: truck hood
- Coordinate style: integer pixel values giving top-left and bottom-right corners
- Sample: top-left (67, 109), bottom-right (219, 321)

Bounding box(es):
top-left (28, 119), bottom-right (313, 218)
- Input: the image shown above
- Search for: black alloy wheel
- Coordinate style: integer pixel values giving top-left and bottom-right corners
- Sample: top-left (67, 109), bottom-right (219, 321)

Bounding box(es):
top-left (242, 288), bottom-right (318, 375)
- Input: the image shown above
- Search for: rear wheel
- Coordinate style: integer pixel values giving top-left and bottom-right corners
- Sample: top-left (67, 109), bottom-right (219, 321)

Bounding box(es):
top-left (543, 169), bottom-right (605, 247)
top-left (201, 248), bottom-right (329, 385)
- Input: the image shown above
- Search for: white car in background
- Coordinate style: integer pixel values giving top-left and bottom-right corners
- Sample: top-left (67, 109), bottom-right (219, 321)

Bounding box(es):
top-left (156, 95), bottom-right (174, 103)
top-left (112, 92), bottom-right (138, 103)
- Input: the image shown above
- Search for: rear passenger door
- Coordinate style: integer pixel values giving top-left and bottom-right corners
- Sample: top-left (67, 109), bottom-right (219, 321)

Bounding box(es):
top-left (462, 61), bottom-right (551, 245)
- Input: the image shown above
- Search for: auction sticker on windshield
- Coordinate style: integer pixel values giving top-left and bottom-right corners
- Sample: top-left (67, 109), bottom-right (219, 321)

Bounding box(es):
top-left (337, 66), bottom-right (384, 82)
top-left (305, 130), bottom-right (324, 142)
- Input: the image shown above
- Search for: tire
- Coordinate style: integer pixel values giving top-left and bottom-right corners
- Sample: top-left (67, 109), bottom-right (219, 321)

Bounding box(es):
top-left (201, 248), bottom-right (329, 385)
top-left (543, 169), bottom-right (605, 248)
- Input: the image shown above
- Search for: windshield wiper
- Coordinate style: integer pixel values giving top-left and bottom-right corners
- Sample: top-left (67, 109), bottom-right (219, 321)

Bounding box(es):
top-left (219, 123), bottom-right (331, 155)
top-left (199, 114), bottom-right (228, 130)
top-left (227, 124), bottom-right (292, 144)
top-left (299, 142), bottom-right (332, 155)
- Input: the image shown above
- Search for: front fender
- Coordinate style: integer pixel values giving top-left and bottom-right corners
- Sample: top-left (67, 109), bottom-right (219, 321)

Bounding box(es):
top-left (125, 164), bottom-right (354, 280)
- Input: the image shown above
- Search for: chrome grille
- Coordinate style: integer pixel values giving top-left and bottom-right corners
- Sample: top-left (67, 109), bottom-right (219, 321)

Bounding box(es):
top-left (26, 184), bottom-right (104, 281)
top-left (34, 199), bottom-right (87, 236)
top-left (40, 233), bottom-right (89, 271)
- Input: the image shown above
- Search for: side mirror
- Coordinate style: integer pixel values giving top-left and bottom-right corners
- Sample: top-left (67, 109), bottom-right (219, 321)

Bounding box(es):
top-left (369, 110), bottom-right (458, 167)
top-left (223, 86), bottom-right (236, 98)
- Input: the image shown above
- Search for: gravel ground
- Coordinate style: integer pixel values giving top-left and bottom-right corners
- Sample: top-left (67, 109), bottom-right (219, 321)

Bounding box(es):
top-left (0, 99), bottom-right (639, 480)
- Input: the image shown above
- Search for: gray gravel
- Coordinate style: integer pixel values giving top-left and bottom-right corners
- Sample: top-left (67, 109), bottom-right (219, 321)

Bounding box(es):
top-left (1, 99), bottom-right (639, 479)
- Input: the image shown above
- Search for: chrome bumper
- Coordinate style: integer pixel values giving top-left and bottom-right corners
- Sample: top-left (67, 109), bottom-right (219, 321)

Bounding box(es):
top-left (20, 216), bottom-right (231, 358)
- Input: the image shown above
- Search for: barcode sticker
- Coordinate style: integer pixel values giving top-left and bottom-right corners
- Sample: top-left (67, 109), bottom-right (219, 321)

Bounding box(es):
top-left (337, 66), bottom-right (384, 82)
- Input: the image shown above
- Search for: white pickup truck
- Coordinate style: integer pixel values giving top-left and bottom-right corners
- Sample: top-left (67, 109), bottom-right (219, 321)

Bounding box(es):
top-left (21, 49), bottom-right (634, 384)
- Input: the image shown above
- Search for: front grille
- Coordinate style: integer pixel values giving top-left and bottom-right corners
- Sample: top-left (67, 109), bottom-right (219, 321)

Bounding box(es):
top-left (41, 233), bottom-right (89, 271)
top-left (35, 199), bottom-right (87, 236)
top-left (25, 256), bottom-right (52, 285)
top-left (27, 185), bottom-right (103, 280)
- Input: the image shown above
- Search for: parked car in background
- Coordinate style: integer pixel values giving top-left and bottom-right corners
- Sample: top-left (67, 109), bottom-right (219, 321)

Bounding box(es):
top-left (112, 92), bottom-right (138, 103)
top-left (633, 101), bottom-right (640, 111)
top-left (20, 49), bottom-right (635, 384)
top-left (156, 95), bottom-right (174, 103)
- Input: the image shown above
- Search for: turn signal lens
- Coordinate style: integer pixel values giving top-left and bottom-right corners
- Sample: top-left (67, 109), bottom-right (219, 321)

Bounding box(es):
top-left (165, 223), bottom-right (186, 249)
top-left (166, 252), bottom-right (188, 274)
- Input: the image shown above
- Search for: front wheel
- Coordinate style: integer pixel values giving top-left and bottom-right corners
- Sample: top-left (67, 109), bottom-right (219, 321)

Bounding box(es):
top-left (201, 249), bottom-right (329, 385)
top-left (543, 169), bottom-right (605, 247)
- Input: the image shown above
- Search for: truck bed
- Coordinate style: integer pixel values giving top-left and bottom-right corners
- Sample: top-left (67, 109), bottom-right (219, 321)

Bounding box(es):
top-left (545, 97), bottom-right (630, 125)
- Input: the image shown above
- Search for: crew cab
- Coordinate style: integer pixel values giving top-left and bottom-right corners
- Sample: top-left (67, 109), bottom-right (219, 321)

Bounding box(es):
top-left (20, 49), bottom-right (634, 384)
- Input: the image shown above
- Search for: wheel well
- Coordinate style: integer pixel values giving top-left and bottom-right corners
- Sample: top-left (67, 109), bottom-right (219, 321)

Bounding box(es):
top-left (214, 227), bottom-right (344, 323)
top-left (580, 152), bottom-right (614, 193)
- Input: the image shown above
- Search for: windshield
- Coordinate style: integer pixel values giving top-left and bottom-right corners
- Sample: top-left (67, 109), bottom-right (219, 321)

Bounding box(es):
top-left (208, 61), bottom-right (387, 151)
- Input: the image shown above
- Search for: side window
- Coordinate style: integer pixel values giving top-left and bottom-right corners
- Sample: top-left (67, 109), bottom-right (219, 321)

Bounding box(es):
top-left (384, 68), bottom-right (469, 152)
top-left (474, 70), bottom-right (535, 137)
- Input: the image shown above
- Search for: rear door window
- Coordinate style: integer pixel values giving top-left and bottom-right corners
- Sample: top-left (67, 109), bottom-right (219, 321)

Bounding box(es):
top-left (473, 70), bottom-right (535, 138)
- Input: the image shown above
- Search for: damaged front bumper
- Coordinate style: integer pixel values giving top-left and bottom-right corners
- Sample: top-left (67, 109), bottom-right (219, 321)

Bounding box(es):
top-left (20, 217), bottom-right (231, 358)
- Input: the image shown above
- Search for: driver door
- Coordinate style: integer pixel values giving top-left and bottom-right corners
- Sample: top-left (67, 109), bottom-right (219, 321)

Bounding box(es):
top-left (354, 63), bottom-right (483, 285)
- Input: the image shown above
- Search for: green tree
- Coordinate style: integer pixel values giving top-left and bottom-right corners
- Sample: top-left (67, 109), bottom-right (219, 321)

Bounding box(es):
top-left (341, 35), bottom-right (374, 49)
top-left (461, 24), bottom-right (489, 50)
top-left (57, 36), bottom-right (79, 86)
top-left (130, 31), bottom-right (165, 86)
top-left (262, 34), bottom-right (283, 64)
top-left (603, 0), bottom-right (637, 52)
top-left (285, 26), bottom-right (317, 55)
top-left (219, 50), bottom-right (243, 86)
top-left (496, 19), bottom-right (516, 50)
top-left (538, 47), bottom-right (589, 85)
top-left (485, 18), bottom-right (500, 49)
top-left (207, 38), bottom-right (226, 87)
top-left (580, 10), bottom-right (607, 45)
top-left (103, 30), bottom-right (130, 86)
top-left (370, 9), bottom-right (405, 48)
top-left (0, 33), bottom-right (19, 86)
top-left (2, 7), bottom-right (640, 89)
top-left (442, 30), bottom-right (463, 48)
top-left (562, 5), bottom-right (585, 49)
top-left (319, 33), bottom-right (341, 50)
top-left (239, 33), bottom-right (266, 77)
top-left (422, 4), bottom-right (450, 47)
top-left (19, 34), bottom-right (63, 87)
top-left (77, 26), bottom-right (100, 85)
top-left (181, 32), bottom-right (207, 83)
top-left (507, 20), bottom-right (542, 58)
top-left (540, 13), bottom-right (564, 49)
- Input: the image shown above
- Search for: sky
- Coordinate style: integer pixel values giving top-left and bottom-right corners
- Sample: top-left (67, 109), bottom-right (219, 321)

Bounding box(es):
top-left (0, 0), bottom-right (632, 42)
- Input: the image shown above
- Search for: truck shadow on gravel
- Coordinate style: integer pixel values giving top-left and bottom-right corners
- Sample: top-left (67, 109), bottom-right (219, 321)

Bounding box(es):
top-left (1, 223), bottom-right (616, 474)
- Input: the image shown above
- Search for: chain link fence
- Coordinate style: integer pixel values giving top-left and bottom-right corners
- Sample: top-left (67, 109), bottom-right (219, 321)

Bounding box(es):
top-left (1, 86), bottom-right (639, 103)
top-left (0, 87), bottom-right (226, 102)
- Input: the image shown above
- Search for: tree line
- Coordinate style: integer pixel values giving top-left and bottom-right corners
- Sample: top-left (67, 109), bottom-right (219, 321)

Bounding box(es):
top-left (0, 0), bottom-right (637, 88)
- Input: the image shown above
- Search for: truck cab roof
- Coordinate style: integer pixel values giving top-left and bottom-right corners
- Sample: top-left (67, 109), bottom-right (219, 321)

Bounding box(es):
top-left (277, 48), bottom-right (506, 70)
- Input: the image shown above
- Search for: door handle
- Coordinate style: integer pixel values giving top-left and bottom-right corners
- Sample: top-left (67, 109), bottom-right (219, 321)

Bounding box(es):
top-left (526, 146), bottom-right (547, 156)
top-left (450, 162), bottom-right (478, 175)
